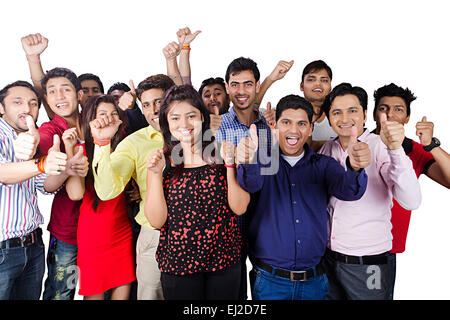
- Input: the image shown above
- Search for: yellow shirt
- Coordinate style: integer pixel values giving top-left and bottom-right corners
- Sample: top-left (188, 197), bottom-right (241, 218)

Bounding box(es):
top-left (92, 125), bottom-right (163, 229)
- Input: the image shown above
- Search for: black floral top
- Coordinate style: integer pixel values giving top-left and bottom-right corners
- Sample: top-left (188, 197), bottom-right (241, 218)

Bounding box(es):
top-left (156, 165), bottom-right (241, 275)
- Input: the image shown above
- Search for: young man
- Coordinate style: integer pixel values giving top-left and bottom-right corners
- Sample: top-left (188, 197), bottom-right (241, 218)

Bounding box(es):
top-left (91, 74), bottom-right (174, 300)
top-left (0, 81), bottom-right (86, 300)
top-left (300, 60), bottom-right (336, 142)
top-left (77, 73), bottom-right (104, 110)
top-left (319, 82), bottom-right (422, 300)
top-left (198, 77), bottom-right (230, 115)
top-left (372, 83), bottom-right (450, 299)
top-left (236, 94), bottom-right (369, 300)
top-left (214, 57), bottom-right (274, 300)
top-left (37, 67), bottom-right (85, 300)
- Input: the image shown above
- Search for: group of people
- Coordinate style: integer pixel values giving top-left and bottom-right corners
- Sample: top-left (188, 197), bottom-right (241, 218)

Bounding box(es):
top-left (1, 27), bottom-right (449, 301)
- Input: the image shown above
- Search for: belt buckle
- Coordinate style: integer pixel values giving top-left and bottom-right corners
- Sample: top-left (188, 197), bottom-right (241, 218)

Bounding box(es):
top-left (19, 232), bottom-right (34, 247)
top-left (290, 270), bottom-right (307, 282)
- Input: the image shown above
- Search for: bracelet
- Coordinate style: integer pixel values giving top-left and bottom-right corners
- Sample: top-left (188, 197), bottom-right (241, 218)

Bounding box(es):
top-left (36, 156), bottom-right (46, 174)
top-left (93, 138), bottom-right (111, 146)
top-left (181, 45), bottom-right (191, 50)
top-left (224, 164), bottom-right (236, 168)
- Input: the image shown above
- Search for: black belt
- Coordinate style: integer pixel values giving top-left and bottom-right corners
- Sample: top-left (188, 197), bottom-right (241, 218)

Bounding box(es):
top-left (326, 248), bottom-right (388, 265)
top-left (0, 228), bottom-right (42, 249)
top-left (253, 258), bottom-right (324, 282)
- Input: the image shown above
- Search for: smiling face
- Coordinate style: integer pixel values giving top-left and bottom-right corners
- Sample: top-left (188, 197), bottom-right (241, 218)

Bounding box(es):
top-left (328, 94), bottom-right (367, 139)
top-left (300, 68), bottom-right (332, 113)
top-left (95, 102), bottom-right (119, 121)
top-left (276, 108), bottom-right (312, 157)
top-left (201, 84), bottom-right (229, 114)
top-left (45, 76), bottom-right (79, 120)
top-left (0, 86), bottom-right (39, 132)
top-left (226, 70), bottom-right (260, 112)
top-left (167, 100), bottom-right (203, 145)
top-left (141, 88), bottom-right (164, 131)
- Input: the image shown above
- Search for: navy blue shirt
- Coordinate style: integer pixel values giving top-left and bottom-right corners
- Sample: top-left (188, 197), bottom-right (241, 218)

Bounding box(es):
top-left (237, 144), bottom-right (368, 271)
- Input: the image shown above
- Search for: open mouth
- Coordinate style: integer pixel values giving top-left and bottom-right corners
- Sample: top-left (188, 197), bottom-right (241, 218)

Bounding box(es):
top-left (56, 103), bottom-right (69, 109)
top-left (236, 96), bottom-right (249, 104)
top-left (179, 128), bottom-right (194, 136)
top-left (286, 136), bottom-right (299, 146)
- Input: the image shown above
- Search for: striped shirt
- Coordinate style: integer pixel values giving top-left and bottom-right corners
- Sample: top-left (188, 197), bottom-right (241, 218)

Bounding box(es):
top-left (0, 118), bottom-right (50, 242)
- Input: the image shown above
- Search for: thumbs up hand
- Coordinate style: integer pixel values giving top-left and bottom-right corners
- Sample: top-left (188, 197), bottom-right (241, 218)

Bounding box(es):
top-left (44, 135), bottom-right (68, 175)
top-left (209, 105), bottom-right (222, 135)
top-left (236, 124), bottom-right (259, 164)
top-left (13, 115), bottom-right (40, 160)
top-left (415, 116), bottom-right (434, 146)
top-left (379, 113), bottom-right (405, 150)
top-left (347, 126), bottom-right (371, 171)
top-left (66, 146), bottom-right (89, 177)
top-left (118, 80), bottom-right (137, 111)
top-left (263, 102), bottom-right (276, 129)
top-left (220, 140), bottom-right (236, 166)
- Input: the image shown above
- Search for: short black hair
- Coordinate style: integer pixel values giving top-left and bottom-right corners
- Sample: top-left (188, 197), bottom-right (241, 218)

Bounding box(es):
top-left (373, 83), bottom-right (416, 117)
top-left (275, 94), bottom-right (314, 124)
top-left (322, 82), bottom-right (368, 120)
top-left (198, 77), bottom-right (226, 96)
top-left (225, 57), bottom-right (260, 83)
top-left (77, 73), bottom-right (104, 93)
top-left (136, 74), bottom-right (175, 101)
top-left (301, 60), bottom-right (333, 82)
top-left (41, 67), bottom-right (80, 94)
top-left (107, 82), bottom-right (131, 95)
top-left (0, 80), bottom-right (41, 110)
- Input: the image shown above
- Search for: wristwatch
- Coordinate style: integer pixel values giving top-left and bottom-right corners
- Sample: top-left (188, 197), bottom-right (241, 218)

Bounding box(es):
top-left (423, 137), bottom-right (441, 152)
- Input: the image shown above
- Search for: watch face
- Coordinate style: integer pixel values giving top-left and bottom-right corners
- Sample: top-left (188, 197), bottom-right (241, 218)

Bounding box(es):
top-left (433, 137), bottom-right (441, 146)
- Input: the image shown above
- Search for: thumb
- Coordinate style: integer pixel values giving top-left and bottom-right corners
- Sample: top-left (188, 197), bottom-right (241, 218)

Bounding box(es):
top-left (249, 124), bottom-right (258, 145)
top-left (266, 101), bottom-right (271, 111)
top-left (25, 115), bottom-right (37, 135)
top-left (380, 112), bottom-right (387, 125)
top-left (349, 126), bottom-right (358, 147)
top-left (421, 116), bottom-right (427, 122)
top-left (193, 30), bottom-right (201, 37)
top-left (51, 134), bottom-right (60, 151)
top-left (129, 80), bottom-right (136, 94)
top-left (212, 105), bottom-right (219, 116)
top-left (74, 146), bottom-right (83, 159)
top-left (289, 60), bottom-right (294, 66)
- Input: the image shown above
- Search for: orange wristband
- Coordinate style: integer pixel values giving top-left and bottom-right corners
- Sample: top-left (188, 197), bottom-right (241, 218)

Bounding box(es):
top-left (37, 156), bottom-right (46, 174)
top-left (181, 45), bottom-right (191, 50)
top-left (94, 139), bottom-right (111, 146)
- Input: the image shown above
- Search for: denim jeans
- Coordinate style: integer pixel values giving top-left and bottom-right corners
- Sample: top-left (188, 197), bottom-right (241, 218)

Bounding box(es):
top-left (387, 253), bottom-right (396, 300)
top-left (0, 232), bottom-right (45, 300)
top-left (249, 265), bottom-right (329, 300)
top-left (43, 234), bottom-right (78, 300)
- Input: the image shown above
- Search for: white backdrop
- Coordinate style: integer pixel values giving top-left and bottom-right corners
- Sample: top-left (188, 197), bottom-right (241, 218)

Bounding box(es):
top-left (1, 0), bottom-right (449, 300)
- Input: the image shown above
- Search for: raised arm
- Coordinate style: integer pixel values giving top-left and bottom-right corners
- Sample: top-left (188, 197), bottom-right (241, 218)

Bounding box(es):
top-left (21, 33), bottom-right (54, 120)
top-left (221, 141), bottom-right (250, 215)
top-left (254, 60), bottom-right (294, 110)
top-left (144, 149), bottom-right (168, 229)
top-left (379, 113), bottom-right (421, 210)
top-left (416, 116), bottom-right (450, 188)
top-left (177, 27), bottom-right (201, 85)
top-left (162, 42), bottom-right (182, 86)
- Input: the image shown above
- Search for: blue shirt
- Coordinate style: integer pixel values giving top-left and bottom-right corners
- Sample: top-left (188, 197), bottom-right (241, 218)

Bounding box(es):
top-left (237, 144), bottom-right (368, 270)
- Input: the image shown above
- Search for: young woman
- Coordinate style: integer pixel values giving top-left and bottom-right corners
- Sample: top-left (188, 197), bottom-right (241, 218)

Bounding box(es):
top-left (63, 94), bottom-right (136, 300)
top-left (144, 85), bottom-right (250, 300)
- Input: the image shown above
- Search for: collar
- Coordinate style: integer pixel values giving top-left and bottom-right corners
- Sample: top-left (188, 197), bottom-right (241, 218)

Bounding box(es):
top-left (146, 124), bottom-right (162, 139)
top-left (280, 143), bottom-right (316, 167)
top-left (50, 114), bottom-right (71, 131)
top-left (229, 106), bottom-right (266, 126)
top-left (0, 117), bottom-right (17, 139)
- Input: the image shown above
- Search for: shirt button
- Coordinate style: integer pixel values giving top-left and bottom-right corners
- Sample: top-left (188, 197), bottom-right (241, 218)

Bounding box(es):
top-left (293, 201), bottom-right (297, 205)
top-left (297, 240), bottom-right (301, 244)
top-left (292, 183), bottom-right (296, 187)
top-left (296, 219), bottom-right (300, 224)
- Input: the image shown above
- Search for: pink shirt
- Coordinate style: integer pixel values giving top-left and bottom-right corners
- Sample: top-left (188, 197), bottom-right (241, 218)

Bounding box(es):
top-left (319, 129), bottom-right (421, 256)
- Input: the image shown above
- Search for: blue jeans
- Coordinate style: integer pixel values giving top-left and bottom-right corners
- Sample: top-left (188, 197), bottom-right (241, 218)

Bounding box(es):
top-left (43, 234), bottom-right (78, 300)
top-left (249, 265), bottom-right (329, 300)
top-left (0, 232), bottom-right (45, 300)
top-left (387, 253), bottom-right (396, 300)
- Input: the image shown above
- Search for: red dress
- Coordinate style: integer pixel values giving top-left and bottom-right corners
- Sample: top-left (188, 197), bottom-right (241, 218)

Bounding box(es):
top-left (77, 182), bottom-right (136, 296)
